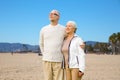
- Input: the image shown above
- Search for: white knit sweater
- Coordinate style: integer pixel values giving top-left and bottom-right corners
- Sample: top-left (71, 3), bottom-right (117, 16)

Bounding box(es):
top-left (39, 24), bottom-right (65, 62)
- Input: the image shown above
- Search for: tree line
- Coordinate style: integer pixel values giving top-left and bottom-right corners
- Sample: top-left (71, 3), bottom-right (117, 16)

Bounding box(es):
top-left (85, 32), bottom-right (120, 54)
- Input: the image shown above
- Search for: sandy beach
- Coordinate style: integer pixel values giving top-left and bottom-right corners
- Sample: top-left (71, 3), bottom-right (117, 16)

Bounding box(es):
top-left (0, 53), bottom-right (120, 80)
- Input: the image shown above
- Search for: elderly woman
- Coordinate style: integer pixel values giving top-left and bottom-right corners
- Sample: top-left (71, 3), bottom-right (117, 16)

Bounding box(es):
top-left (62, 21), bottom-right (85, 80)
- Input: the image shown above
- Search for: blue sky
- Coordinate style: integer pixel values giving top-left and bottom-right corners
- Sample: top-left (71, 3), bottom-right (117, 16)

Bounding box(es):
top-left (0, 0), bottom-right (120, 45)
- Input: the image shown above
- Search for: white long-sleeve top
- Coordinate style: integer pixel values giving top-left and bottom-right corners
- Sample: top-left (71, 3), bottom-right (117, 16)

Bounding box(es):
top-left (68, 35), bottom-right (85, 72)
top-left (39, 24), bottom-right (65, 62)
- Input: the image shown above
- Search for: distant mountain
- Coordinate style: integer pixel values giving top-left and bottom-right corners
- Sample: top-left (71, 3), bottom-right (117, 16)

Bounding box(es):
top-left (85, 41), bottom-right (108, 47)
top-left (85, 41), bottom-right (98, 47)
top-left (0, 41), bottom-right (107, 53)
top-left (0, 43), bottom-right (40, 53)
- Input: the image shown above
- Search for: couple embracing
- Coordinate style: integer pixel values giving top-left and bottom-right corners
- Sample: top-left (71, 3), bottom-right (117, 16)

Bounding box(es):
top-left (39, 10), bottom-right (85, 80)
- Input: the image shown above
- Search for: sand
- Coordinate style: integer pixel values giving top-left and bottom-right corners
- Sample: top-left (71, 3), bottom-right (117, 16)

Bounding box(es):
top-left (0, 53), bottom-right (120, 80)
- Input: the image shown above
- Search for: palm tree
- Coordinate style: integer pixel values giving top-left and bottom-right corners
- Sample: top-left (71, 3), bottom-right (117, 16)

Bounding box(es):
top-left (109, 32), bottom-right (120, 54)
top-left (116, 32), bottom-right (120, 54)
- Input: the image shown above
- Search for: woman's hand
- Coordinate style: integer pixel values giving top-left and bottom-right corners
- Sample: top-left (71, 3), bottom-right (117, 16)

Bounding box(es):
top-left (78, 71), bottom-right (84, 77)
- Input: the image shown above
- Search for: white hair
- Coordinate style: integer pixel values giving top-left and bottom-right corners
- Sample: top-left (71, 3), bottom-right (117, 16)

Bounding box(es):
top-left (50, 10), bottom-right (60, 16)
top-left (67, 21), bottom-right (77, 28)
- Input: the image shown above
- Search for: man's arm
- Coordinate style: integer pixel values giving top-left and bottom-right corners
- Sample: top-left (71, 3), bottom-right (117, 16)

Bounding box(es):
top-left (39, 30), bottom-right (44, 53)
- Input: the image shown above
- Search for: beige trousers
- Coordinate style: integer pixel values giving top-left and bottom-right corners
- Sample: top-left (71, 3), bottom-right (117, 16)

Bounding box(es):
top-left (65, 68), bottom-right (82, 80)
top-left (43, 61), bottom-right (64, 80)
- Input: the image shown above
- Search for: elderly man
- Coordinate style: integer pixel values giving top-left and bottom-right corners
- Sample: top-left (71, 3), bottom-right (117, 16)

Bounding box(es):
top-left (39, 10), bottom-right (65, 80)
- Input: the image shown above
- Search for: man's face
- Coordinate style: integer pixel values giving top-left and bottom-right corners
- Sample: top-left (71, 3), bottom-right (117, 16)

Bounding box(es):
top-left (49, 11), bottom-right (59, 21)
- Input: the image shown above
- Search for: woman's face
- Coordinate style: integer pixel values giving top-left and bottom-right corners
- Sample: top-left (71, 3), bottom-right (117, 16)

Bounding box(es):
top-left (65, 23), bottom-right (75, 34)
